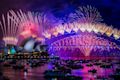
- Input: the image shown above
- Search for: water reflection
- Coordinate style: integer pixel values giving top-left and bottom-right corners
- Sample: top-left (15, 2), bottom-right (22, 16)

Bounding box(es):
top-left (0, 59), bottom-right (120, 80)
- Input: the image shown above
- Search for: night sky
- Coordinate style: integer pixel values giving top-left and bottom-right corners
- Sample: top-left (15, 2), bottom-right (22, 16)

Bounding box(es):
top-left (0, 0), bottom-right (120, 28)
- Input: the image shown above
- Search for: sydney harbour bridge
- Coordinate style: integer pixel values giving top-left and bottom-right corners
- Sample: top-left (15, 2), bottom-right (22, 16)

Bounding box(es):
top-left (0, 5), bottom-right (120, 59)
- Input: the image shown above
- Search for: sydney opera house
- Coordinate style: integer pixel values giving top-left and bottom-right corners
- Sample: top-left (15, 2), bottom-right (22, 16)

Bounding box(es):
top-left (0, 0), bottom-right (120, 80)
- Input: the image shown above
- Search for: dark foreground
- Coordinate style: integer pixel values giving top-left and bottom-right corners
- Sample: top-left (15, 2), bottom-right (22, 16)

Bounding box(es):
top-left (0, 58), bottom-right (120, 80)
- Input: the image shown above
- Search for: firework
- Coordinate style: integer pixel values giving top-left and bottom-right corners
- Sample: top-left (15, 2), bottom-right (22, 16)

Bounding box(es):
top-left (75, 5), bottom-right (103, 23)
top-left (11, 10), bottom-right (58, 40)
top-left (42, 5), bottom-right (104, 38)
top-left (43, 22), bottom-right (120, 40)
top-left (0, 5), bottom-right (119, 49)
top-left (0, 11), bottom-right (20, 45)
top-left (12, 10), bottom-right (40, 38)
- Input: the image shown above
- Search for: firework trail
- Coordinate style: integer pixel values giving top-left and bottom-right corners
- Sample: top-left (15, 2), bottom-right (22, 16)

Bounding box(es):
top-left (0, 11), bottom-right (20, 45)
top-left (75, 5), bottom-right (103, 23)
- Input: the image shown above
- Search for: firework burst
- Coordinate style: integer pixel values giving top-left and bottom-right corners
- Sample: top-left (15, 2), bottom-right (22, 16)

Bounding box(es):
top-left (10, 10), bottom-right (40, 38)
top-left (43, 22), bottom-right (120, 40)
top-left (0, 11), bottom-right (20, 45)
top-left (75, 5), bottom-right (103, 23)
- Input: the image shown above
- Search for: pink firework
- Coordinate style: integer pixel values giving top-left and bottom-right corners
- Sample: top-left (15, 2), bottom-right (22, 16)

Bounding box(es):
top-left (9, 10), bottom-right (42, 45)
